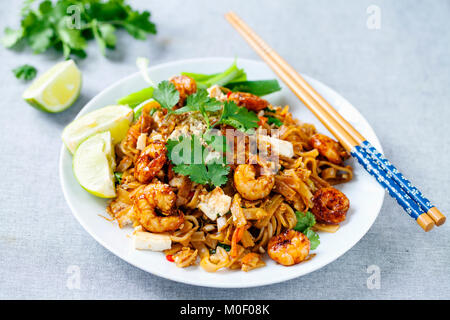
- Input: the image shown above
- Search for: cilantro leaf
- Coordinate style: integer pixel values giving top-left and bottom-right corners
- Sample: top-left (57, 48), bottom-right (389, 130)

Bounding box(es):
top-left (294, 211), bottom-right (316, 233)
top-left (1, 27), bottom-right (24, 48)
top-left (267, 115), bottom-right (283, 127)
top-left (294, 211), bottom-right (320, 250)
top-left (167, 134), bottom-right (229, 187)
top-left (174, 89), bottom-right (222, 127)
top-left (2, 0), bottom-right (157, 58)
top-left (217, 243), bottom-right (231, 251)
top-left (305, 228), bottom-right (320, 250)
top-left (123, 10), bottom-right (156, 40)
top-left (207, 164), bottom-right (230, 187)
top-left (216, 101), bottom-right (259, 131)
top-left (114, 172), bottom-right (123, 184)
top-left (203, 131), bottom-right (228, 153)
top-left (13, 64), bottom-right (37, 81)
top-left (153, 81), bottom-right (179, 114)
top-left (27, 21), bottom-right (54, 54)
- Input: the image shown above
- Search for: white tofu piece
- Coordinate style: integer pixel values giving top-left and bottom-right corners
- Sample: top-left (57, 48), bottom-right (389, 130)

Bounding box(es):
top-left (258, 135), bottom-right (294, 158)
top-left (136, 133), bottom-right (147, 150)
top-left (133, 231), bottom-right (172, 251)
top-left (198, 187), bottom-right (232, 221)
top-left (207, 85), bottom-right (227, 101)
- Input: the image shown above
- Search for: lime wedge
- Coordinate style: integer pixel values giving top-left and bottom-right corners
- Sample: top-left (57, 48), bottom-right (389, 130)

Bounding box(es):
top-left (62, 105), bottom-right (133, 154)
top-left (73, 131), bottom-right (116, 198)
top-left (23, 60), bottom-right (82, 113)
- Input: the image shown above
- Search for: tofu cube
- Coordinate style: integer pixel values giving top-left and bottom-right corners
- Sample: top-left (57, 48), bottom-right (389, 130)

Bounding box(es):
top-left (133, 231), bottom-right (172, 251)
top-left (198, 187), bottom-right (232, 221)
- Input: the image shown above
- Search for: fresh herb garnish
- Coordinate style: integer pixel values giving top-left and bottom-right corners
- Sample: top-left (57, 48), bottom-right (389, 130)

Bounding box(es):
top-left (174, 89), bottom-right (222, 127)
top-left (294, 211), bottom-right (316, 232)
top-left (217, 243), bottom-right (231, 251)
top-left (152, 80), bottom-right (179, 115)
top-left (294, 211), bottom-right (320, 250)
top-left (215, 101), bottom-right (259, 132)
top-left (117, 87), bottom-right (154, 108)
top-left (181, 61), bottom-right (247, 89)
top-left (13, 64), bottom-right (37, 80)
top-left (224, 79), bottom-right (281, 96)
top-left (114, 172), bottom-right (123, 184)
top-left (166, 134), bottom-right (230, 187)
top-left (266, 116), bottom-right (283, 127)
top-left (2, 0), bottom-right (156, 59)
top-left (304, 228), bottom-right (320, 250)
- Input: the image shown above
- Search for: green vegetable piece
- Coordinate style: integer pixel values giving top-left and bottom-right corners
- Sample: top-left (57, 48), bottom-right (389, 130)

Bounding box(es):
top-left (304, 228), bottom-right (320, 250)
top-left (174, 89), bottom-right (222, 127)
top-left (114, 172), bottom-right (123, 184)
top-left (217, 243), bottom-right (231, 251)
top-left (117, 87), bottom-right (154, 107)
top-left (13, 64), bottom-right (37, 80)
top-left (294, 211), bottom-right (316, 233)
top-left (266, 116), bottom-right (283, 127)
top-left (153, 80), bottom-right (179, 114)
top-left (216, 101), bottom-right (259, 131)
top-left (224, 79), bottom-right (281, 96)
top-left (2, 0), bottom-right (157, 58)
top-left (166, 134), bottom-right (230, 187)
top-left (182, 61), bottom-right (247, 89)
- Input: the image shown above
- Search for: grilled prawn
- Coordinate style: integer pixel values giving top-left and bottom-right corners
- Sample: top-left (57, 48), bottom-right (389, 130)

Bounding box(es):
top-left (227, 91), bottom-right (269, 112)
top-left (311, 187), bottom-right (349, 224)
top-left (234, 164), bottom-right (275, 200)
top-left (268, 229), bottom-right (310, 266)
top-left (134, 141), bottom-right (167, 183)
top-left (170, 75), bottom-right (197, 107)
top-left (310, 133), bottom-right (348, 165)
top-left (134, 182), bottom-right (184, 233)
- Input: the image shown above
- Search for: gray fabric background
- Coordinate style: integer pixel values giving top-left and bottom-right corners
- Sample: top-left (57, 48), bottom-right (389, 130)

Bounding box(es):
top-left (1, 0), bottom-right (449, 299)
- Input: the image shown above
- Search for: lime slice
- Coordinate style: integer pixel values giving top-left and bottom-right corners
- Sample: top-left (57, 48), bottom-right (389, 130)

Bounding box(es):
top-left (73, 131), bottom-right (116, 198)
top-left (23, 60), bottom-right (82, 113)
top-left (62, 105), bottom-right (133, 154)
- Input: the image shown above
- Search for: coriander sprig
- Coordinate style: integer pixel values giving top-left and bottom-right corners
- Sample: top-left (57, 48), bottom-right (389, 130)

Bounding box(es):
top-left (2, 0), bottom-right (157, 59)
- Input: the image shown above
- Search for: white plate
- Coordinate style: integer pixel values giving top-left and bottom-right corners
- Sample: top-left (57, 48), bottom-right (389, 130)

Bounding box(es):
top-left (59, 57), bottom-right (384, 288)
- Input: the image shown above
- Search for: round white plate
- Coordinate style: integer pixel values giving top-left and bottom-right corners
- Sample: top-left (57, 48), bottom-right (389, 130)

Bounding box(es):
top-left (59, 57), bottom-right (384, 288)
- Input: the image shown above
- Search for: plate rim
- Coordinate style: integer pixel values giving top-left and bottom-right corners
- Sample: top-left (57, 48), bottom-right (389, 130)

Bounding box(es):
top-left (59, 57), bottom-right (385, 288)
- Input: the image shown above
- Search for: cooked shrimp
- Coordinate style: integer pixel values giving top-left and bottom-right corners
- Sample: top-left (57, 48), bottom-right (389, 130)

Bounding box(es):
top-left (311, 187), bottom-right (349, 224)
top-left (134, 183), bottom-right (184, 233)
top-left (123, 101), bottom-right (157, 150)
top-left (227, 91), bottom-right (269, 112)
top-left (310, 133), bottom-right (348, 165)
top-left (170, 75), bottom-right (197, 107)
top-left (267, 229), bottom-right (310, 266)
top-left (134, 141), bottom-right (167, 183)
top-left (233, 164), bottom-right (275, 200)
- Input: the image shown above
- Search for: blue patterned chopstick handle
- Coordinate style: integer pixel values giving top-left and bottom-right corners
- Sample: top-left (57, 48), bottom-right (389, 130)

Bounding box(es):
top-left (361, 140), bottom-right (433, 212)
top-left (351, 146), bottom-right (424, 220)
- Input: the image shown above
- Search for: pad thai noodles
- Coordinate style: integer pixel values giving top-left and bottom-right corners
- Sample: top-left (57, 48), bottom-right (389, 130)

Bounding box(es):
top-left (106, 73), bottom-right (353, 272)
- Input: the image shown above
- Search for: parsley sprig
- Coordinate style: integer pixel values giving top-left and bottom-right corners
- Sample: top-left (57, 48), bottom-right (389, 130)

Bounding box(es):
top-left (215, 101), bottom-right (259, 132)
top-left (174, 89), bottom-right (222, 127)
top-left (152, 80), bottom-right (179, 115)
top-left (2, 0), bottom-right (156, 59)
top-left (12, 64), bottom-right (37, 80)
top-left (294, 211), bottom-right (320, 250)
top-left (167, 134), bottom-right (230, 187)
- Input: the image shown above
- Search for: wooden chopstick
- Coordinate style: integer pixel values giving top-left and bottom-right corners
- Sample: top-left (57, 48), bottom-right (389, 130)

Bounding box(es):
top-left (225, 11), bottom-right (445, 231)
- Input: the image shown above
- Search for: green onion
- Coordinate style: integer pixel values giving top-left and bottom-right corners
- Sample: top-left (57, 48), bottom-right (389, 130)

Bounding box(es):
top-left (224, 79), bottom-right (281, 96)
top-left (117, 86), bottom-right (154, 107)
top-left (181, 61), bottom-right (247, 89)
top-left (114, 172), bottom-right (123, 184)
top-left (217, 243), bottom-right (231, 252)
top-left (267, 115), bottom-right (283, 127)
